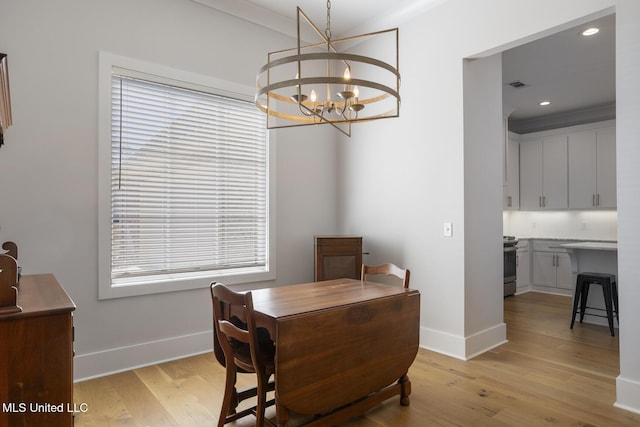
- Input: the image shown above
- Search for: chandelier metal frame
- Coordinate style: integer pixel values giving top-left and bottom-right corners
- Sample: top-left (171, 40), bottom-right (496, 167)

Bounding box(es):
top-left (255, 3), bottom-right (400, 137)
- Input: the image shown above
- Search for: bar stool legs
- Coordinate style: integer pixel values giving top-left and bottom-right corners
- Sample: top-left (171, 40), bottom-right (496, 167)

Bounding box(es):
top-left (570, 272), bottom-right (618, 336)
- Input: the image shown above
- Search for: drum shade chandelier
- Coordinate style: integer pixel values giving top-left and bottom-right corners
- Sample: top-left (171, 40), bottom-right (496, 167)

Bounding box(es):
top-left (255, 1), bottom-right (400, 137)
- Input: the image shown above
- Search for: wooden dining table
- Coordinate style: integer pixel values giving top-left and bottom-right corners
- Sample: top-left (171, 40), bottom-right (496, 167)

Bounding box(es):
top-left (246, 278), bottom-right (421, 427)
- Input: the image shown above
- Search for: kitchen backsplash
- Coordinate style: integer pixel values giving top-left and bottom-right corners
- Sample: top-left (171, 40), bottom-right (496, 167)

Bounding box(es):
top-left (503, 210), bottom-right (617, 241)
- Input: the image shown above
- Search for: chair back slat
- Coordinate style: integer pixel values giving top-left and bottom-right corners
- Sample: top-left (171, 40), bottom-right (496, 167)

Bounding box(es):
top-left (218, 319), bottom-right (250, 343)
top-left (361, 263), bottom-right (411, 288)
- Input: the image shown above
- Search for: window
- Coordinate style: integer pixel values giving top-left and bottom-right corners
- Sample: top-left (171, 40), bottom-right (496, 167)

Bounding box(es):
top-left (98, 53), bottom-right (274, 299)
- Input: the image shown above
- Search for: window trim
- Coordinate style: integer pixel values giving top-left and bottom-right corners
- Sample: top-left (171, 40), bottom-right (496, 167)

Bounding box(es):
top-left (98, 52), bottom-right (275, 299)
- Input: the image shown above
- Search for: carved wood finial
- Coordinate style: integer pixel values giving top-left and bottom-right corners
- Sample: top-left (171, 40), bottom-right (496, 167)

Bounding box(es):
top-left (0, 253), bottom-right (21, 314)
top-left (2, 241), bottom-right (18, 260)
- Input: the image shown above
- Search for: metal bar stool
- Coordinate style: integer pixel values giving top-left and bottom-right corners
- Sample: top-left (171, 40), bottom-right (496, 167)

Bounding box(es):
top-left (570, 272), bottom-right (618, 336)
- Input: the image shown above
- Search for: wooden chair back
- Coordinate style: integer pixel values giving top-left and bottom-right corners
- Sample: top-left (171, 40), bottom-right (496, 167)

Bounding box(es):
top-left (210, 282), bottom-right (275, 426)
top-left (211, 282), bottom-right (265, 373)
top-left (361, 263), bottom-right (411, 288)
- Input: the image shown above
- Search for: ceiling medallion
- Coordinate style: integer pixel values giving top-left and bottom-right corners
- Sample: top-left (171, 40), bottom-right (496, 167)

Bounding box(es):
top-left (255, 1), bottom-right (400, 137)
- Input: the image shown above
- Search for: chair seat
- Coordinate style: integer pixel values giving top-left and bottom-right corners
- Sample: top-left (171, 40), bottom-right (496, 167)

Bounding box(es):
top-left (579, 272), bottom-right (616, 281)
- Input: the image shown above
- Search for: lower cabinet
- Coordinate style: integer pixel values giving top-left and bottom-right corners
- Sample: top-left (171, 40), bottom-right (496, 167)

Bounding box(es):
top-left (531, 240), bottom-right (573, 294)
top-left (516, 240), bottom-right (531, 293)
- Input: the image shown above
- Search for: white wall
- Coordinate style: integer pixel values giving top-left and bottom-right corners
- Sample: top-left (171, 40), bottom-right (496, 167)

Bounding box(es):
top-left (339, 0), bottom-right (640, 413)
top-left (463, 53), bottom-right (506, 357)
top-left (614, 0), bottom-right (640, 413)
top-left (0, 0), bottom-right (339, 380)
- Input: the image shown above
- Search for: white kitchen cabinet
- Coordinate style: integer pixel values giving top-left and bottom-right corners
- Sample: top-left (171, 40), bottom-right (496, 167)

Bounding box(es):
top-left (519, 136), bottom-right (568, 210)
top-left (531, 240), bottom-right (573, 294)
top-left (519, 140), bottom-right (542, 209)
top-left (503, 132), bottom-right (520, 210)
top-left (516, 240), bottom-right (530, 293)
top-left (596, 127), bottom-right (617, 208)
top-left (568, 126), bottom-right (616, 209)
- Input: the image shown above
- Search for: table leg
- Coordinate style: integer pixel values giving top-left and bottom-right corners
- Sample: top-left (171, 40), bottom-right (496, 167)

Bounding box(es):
top-left (399, 373), bottom-right (411, 406)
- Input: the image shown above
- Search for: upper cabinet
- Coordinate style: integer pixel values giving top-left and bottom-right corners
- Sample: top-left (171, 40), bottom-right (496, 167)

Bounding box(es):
top-left (512, 120), bottom-right (616, 211)
top-left (519, 135), bottom-right (568, 210)
top-left (503, 131), bottom-right (520, 210)
top-left (568, 126), bottom-right (616, 209)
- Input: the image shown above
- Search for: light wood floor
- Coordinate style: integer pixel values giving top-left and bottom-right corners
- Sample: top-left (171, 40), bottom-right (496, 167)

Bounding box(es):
top-left (74, 292), bottom-right (640, 426)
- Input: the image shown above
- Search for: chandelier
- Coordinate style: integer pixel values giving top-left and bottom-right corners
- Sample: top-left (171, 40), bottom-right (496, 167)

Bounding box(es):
top-left (255, 1), bottom-right (400, 137)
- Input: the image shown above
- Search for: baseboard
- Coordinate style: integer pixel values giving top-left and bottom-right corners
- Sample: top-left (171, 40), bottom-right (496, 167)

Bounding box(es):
top-left (464, 322), bottom-right (508, 359)
top-left (74, 330), bottom-right (213, 382)
top-left (419, 326), bottom-right (466, 360)
top-left (419, 322), bottom-right (507, 361)
top-left (615, 375), bottom-right (640, 414)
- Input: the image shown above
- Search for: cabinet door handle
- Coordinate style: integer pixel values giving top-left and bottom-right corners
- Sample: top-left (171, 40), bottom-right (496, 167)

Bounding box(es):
top-left (543, 196), bottom-right (546, 207)
top-left (539, 196), bottom-right (542, 207)
top-left (597, 193), bottom-right (600, 206)
top-left (593, 194), bottom-right (596, 207)
top-left (507, 196), bottom-right (512, 207)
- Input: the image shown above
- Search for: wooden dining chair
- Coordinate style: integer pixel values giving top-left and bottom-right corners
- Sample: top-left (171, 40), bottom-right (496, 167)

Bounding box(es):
top-left (210, 282), bottom-right (276, 427)
top-left (361, 263), bottom-right (411, 288)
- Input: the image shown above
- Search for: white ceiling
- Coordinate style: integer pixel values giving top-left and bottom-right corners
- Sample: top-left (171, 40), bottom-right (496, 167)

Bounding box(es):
top-left (196, 1), bottom-right (616, 124)
top-left (194, 0), bottom-right (447, 39)
top-left (242, 0), bottom-right (439, 37)
top-left (502, 13), bottom-right (615, 122)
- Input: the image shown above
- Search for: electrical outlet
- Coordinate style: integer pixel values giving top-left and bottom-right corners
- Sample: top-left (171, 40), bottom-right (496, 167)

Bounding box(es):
top-left (443, 222), bottom-right (453, 237)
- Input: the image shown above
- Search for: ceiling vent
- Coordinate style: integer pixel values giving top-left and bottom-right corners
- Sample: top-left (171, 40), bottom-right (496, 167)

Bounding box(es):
top-left (507, 80), bottom-right (526, 88)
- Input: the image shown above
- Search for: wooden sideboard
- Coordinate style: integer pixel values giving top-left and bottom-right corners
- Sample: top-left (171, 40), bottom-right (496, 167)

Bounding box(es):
top-left (0, 274), bottom-right (76, 427)
top-left (314, 236), bottom-right (362, 281)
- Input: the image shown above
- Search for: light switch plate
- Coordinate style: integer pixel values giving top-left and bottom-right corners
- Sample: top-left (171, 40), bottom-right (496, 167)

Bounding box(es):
top-left (443, 222), bottom-right (453, 237)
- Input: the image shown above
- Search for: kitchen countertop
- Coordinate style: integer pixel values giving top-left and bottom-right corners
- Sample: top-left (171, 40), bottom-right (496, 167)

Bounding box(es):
top-left (514, 237), bottom-right (617, 243)
top-left (558, 241), bottom-right (618, 251)
top-left (516, 236), bottom-right (617, 243)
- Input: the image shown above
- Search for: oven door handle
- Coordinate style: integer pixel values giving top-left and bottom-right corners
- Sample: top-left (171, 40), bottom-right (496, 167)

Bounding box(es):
top-left (504, 246), bottom-right (517, 253)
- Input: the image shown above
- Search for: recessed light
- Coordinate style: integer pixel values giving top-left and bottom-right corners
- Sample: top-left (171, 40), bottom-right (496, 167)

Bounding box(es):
top-left (582, 27), bottom-right (600, 36)
top-left (539, 101), bottom-right (551, 106)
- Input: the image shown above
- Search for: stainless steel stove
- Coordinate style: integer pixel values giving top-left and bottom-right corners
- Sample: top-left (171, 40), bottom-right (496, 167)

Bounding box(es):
top-left (503, 236), bottom-right (518, 296)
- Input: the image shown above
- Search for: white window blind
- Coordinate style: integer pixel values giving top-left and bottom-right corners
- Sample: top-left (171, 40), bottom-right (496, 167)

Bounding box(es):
top-left (110, 74), bottom-right (268, 285)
